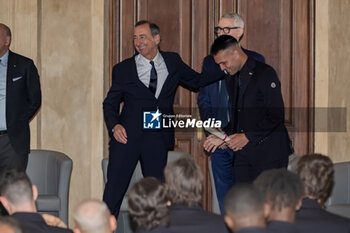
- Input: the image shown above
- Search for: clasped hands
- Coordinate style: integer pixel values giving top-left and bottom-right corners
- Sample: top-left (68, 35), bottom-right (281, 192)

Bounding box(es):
top-left (203, 133), bottom-right (249, 153)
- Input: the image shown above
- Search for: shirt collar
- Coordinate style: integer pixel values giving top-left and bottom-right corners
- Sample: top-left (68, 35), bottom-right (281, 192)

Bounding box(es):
top-left (136, 50), bottom-right (162, 66)
top-left (0, 50), bottom-right (9, 66)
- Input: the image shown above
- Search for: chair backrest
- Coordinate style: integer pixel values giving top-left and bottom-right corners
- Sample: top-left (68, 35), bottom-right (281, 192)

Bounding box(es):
top-left (26, 150), bottom-right (73, 195)
top-left (326, 161), bottom-right (350, 205)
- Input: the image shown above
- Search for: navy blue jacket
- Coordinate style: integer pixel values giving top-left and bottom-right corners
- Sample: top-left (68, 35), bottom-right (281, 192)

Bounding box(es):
top-left (224, 57), bottom-right (292, 164)
top-left (103, 51), bottom-right (224, 149)
top-left (197, 48), bottom-right (265, 123)
top-left (296, 198), bottom-right (350, 233)
top-left (6, 51), bottom-right (41, 155)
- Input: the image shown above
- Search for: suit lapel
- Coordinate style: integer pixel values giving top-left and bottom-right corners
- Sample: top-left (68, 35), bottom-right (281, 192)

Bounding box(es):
top-left (157, 51), bottom-right (174, 98)
top-left (130, 55), bottom-right (158, 97)
top-left (6, 51), bottom-right (15, 95)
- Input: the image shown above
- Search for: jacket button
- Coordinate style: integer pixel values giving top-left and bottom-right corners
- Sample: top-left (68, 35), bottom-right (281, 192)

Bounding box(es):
top-left (240, 129), bottom-right (244, 133)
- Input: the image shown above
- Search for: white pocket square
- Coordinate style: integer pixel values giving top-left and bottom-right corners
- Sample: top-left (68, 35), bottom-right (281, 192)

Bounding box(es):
top-left (12, 76), bottom-right (23, 82)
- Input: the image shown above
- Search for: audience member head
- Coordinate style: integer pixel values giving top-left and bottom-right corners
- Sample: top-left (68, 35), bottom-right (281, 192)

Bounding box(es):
top-left (224, 184), bottom-right (266, 232)
top-left (128, 177), bottom-right (170, 231)
top-left (0, 23), bottom-right (11, 57)
top-left (297, 153), bottom-right (334, 204)
top-left (133, 20), bottom-right (160, 60)
top-left (215, 13), bottom-right (245, 41)
top-left (210, 35), bottom-right (247, 75)
top-left (73, 199), bottom-right (116, 233)
top-left (254, 169), bottom-right (303, 223)
top-left (164, 156), bottom-right (203, 207)
top-left (0, 169), bottom-right (38, 214)
top-left (0, 217), bottom-right (24, 233)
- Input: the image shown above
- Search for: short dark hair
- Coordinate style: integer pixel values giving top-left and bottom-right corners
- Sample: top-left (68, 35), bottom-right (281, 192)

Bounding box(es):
top-left (135, 20), bottom-right (160, 37)
top-left (164, 156), bottom-right (203, 207)
top-left (0, 216), bottom-right (24, 233)
top-left (297, 154), bottom-right (334, 202)
top-left (210, 35), bottom-right (239, 56)
top-left (0, 169), bottom-right (33, 205)
top-left (128, 177), bottom-right (170, 230)
top-left (224, 184), bottom-right (264, 217)
top-left (254, 169), bottom-right (303, 211)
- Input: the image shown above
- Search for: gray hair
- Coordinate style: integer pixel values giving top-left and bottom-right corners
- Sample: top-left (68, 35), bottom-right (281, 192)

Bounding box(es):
top-left (74, 199), bottom-right (111, 233)
top-left (221, 13), bottom-right (245, 28)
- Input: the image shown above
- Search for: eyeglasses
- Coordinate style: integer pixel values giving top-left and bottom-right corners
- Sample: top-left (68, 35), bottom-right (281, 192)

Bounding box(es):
top-left (214, 26), bottom-right (240, 35)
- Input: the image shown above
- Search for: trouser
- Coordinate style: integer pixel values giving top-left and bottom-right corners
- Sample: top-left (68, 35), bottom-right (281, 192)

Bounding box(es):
top-left (211, 148), bottom-right (234, 214)
top-left (0, 133), bottom-right (28, 216)
top-left (103, 132), bottom-right (168, 218)
top-left (234, 153), bottom-right (289, 184)
top-left (0, 133), bottom-right (28, 172)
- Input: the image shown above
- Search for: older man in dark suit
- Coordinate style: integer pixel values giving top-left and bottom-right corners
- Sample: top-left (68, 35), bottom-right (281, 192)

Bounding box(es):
top-left (0, 23), bottom-right (41, 172)
top-left (103, 20), bottom-right (224, 218)
top-left (204, 35), bottom-right (292, 184)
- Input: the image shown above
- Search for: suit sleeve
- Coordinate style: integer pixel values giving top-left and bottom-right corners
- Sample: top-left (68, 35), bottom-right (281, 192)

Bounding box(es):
top-left (197, 56), bottom-right (216, 122)
top-left (26, 60), bottom-right (41, 120)
top-left (103, 65), bottom-right (124, 134)
top-left (174, 53), bottom-right (225, 88)
top-left (244, 67), bottom-right (286, 144)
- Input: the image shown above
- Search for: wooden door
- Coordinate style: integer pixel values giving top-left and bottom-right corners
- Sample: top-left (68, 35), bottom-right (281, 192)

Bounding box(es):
top-left (109, 0), bottom-right (314, 210)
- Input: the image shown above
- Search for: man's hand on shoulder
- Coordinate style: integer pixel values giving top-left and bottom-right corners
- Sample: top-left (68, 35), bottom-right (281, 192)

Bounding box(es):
top-left (113, 124), bottom-right (127, 144)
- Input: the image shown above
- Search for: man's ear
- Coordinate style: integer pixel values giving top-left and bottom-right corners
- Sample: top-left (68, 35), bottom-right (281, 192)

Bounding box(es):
top-left (153, 34), bottom-right (161, 45)
top-left (109, 215), bottom-right (117, 231)
top-left (73, 228), bottom-right (81, 233)
top-left (0, 196), bottom-right (11, 214)
top-left (224, 215), bottom-right (234, 229)
top-left (264, 202), bottom-right (271, 219)
top-left (295, 199), bottom-right (302, 211)
top-left (32, 185), bottom-right (38, 201)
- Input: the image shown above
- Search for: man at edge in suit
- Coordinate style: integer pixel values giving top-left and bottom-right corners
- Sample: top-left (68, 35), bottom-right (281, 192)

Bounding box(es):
top-left (197, 12), bottom-right (265, 214)
top-left (204, 35), bottom-right (292, 184)
top-left (0, 23), bottom-right (41, 172)
top-left (103, 20), bottom-right (225, 218)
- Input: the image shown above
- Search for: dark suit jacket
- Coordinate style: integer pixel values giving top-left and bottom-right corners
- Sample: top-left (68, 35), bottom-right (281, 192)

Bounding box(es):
top-left (267, 220), bottom-right (298, 233)
top-left (166, 204), bottom-right (229, 233)
top-left (197, 48), bottom-right (265, 124)
top-left (295, 198), bottom-right (350, 233)
top-left (6, 50), bottom-right (41, 155)
top-left (236, 227), bottom-right (268, 233)
top-left (103, 51), bottom-right (224, 149)
top-left (12, 212), bottom-right (72, 233)
top-left (225, 57), bottom-right (292, 165)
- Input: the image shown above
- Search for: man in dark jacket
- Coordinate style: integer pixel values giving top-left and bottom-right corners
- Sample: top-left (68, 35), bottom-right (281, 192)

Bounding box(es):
top-left (204, 35), bottom-right (292, 183)
top-left (0, 23), bottom-right (41, 172)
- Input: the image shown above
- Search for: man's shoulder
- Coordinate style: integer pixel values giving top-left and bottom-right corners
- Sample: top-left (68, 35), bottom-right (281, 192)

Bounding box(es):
top-left (9, 50), bottom-right (34, 64)
top-left (242, 47), bottom-right (265, 63)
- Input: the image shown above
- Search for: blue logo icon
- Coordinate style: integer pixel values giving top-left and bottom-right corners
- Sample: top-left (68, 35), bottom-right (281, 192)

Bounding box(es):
top-left (143, 110), bottom-right (162, 129)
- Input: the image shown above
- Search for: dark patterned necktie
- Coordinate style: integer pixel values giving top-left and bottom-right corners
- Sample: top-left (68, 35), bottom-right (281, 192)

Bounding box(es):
top-left (149, 61), bottom-right (157, 95)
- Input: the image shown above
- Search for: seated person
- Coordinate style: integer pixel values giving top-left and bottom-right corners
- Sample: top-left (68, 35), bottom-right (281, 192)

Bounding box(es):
top-left (224, 184), bottom-right (267, 233)
top-left (0, 169), bottom-right (72, 233)
top-left (296, 153), bottom-right (350, 233)
top-left (128, 177), bottom-right (171, 233)
top-left (73, 199), bottom-right (116, 233)
top-left (254, 169), bottom-right (303, 233)
top-left (164, 156), bottom-right (229, 233)
top-left (0, 216), bottom-right (24, 233)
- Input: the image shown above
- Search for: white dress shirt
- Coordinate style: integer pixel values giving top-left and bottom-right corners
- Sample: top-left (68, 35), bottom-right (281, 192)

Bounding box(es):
top-left (0, 50), bottom-right (9, 130)
top-left (135, 51), bottom-right (169, 98)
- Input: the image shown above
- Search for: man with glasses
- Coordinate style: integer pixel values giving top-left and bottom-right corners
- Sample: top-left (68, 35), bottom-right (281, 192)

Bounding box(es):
top-left (197, 13), bottom-right (264, 214)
